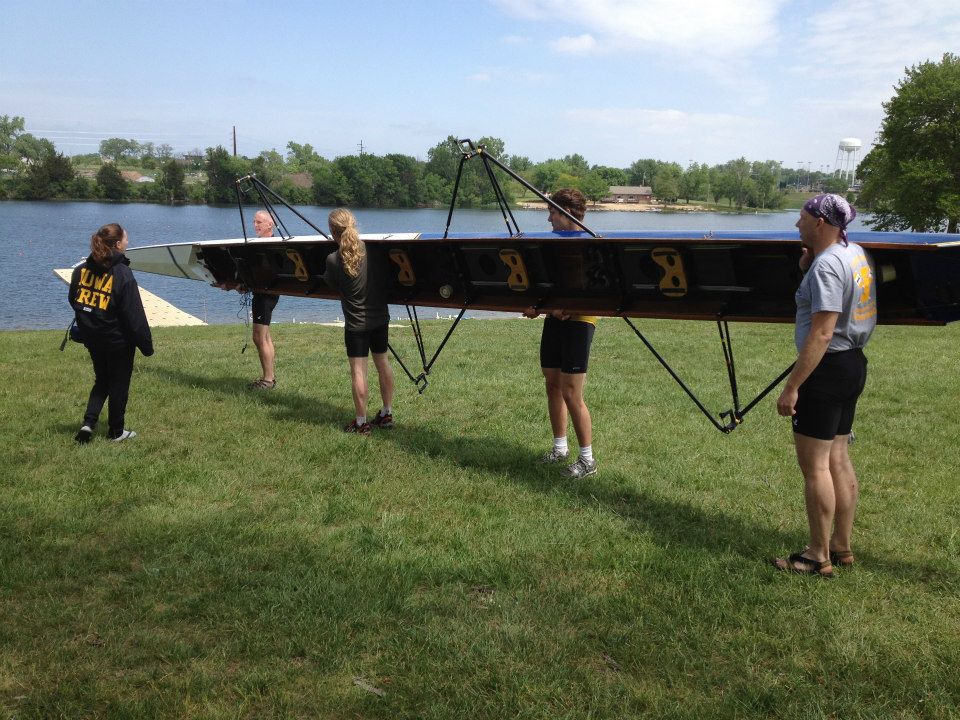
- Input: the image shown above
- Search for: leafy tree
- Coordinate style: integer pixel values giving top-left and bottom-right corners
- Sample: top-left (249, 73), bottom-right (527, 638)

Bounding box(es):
top-left (71, 152), bottom-right (102, 166)
top-left (286, 141), bottom-right (323, 172)
top-left (708, 166), bottom-right (730, 204)
top-left (0, 115), bottom-right (26, 154)
top-left (383, 153), bottom-right (424, 207)
top-left (628, 158), bottom-right (659, 186)
top-left (13, 134), bottom-right (55, 165)
top-left (312, 160), bottom-right (353, 206)
top-left (99, 137), bottom-right (141, 162)
top-left (204, 146), bottom-right (249, 204)
top-left (531, 159), bottom-right (576, 192)
top-left (157, 159), bottom-right (186, 203)
top-left (425, 135), bottom-right (512, 207)
top-left (679, 163), bottom-right (708, 202)
top-left (580, 170), bottom-right (610, 203)
top-left (821, 175), bottom-right (849, 194)
top-left (749, 160), bottom-right (780, 209)
top-left (860, 53), bottom-right (960, 233)
top-left (652, 163), bottom-right (683, 202)
top-left (0, 115), bottom-right (27, 170)
top-left (591, 165), bottom-right (628, 186)
top-left (508, 155), bottom-right (532, 173)
top-left (561, 153), bottom-right (590, 176)
top-left (553, 172), bottom-right (582, 192)
top-left (96, 163), bottom-right (128, 200)
top-left (250, 149), bottom-right (286, 188)
top-left (157, 143), bottom-right (174, 160)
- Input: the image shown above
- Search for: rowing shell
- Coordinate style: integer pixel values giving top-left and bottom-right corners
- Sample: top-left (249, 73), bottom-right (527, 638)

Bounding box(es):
top-left (125, 230), bottom-right (960, 325)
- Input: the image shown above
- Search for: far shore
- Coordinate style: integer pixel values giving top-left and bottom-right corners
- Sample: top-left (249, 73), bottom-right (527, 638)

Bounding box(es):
top-left (518, 199), bottom-right (787, 213)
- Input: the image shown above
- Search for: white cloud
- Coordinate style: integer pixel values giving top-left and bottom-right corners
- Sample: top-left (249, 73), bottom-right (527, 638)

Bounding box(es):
top-left (550, 33), bottom-right (598, 55)
top-left (492, 0), bottom-right (783, 58)
top-left (797, 0), bottom-right (960, 106)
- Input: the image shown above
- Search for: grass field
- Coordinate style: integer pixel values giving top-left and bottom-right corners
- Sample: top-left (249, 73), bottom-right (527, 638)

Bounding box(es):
top-left (1, 319), bottom-right (958, 719)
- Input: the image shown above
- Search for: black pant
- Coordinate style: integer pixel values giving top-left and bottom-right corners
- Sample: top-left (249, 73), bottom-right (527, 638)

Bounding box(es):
top-left (84, 345), bottom-right (136, 437)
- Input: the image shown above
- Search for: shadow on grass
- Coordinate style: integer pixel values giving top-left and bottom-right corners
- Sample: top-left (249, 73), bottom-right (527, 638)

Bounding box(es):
top-left (144, 364), bottom-right (957, 590)
top-left (145, 365), bottom-right (347, 429)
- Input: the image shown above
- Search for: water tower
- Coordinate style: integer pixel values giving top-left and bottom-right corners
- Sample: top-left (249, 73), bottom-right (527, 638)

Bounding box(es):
top-left (835, 138), bottom-right (862, 185)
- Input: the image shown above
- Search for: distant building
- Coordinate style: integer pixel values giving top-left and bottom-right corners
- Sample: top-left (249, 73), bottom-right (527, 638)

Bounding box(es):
top-left (286, 172), bottom-right (312, 189)
top-left (602, 185), bottom-right (653, 203)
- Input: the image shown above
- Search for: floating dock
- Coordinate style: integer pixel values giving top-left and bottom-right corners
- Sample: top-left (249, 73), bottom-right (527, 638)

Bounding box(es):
top-left (54, 269), bottom-right (206, 327)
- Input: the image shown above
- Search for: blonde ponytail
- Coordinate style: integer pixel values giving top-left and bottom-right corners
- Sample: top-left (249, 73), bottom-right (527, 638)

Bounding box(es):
top-left (328, 209), bottom-right (364, 278)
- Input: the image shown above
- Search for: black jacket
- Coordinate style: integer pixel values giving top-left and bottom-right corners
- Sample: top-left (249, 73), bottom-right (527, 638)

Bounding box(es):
top-left (69, 251), bottom-right (154, 355)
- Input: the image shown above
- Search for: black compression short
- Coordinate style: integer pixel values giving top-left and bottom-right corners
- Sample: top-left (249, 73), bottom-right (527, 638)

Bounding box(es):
top-left (539, 316), bottom-right (596, 374)
top-left (793, 348), bottom-right (868, 440)
top-left (251, 293), bottom-right (279, 326)
top-left (345, 324), bottom-right (389, 358)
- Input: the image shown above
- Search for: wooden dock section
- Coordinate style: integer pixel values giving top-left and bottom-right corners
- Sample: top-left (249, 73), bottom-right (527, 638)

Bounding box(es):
top-left (54, 269), bottom-right (206, 327)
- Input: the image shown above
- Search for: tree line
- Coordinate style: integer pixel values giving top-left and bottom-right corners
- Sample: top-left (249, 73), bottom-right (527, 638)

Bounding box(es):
top-left (0, 119), bottom-right (817, 212)
top-left (2, 53), bottom-right (957, 232)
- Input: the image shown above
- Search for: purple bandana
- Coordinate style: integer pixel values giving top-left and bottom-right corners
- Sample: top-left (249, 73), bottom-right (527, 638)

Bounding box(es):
top-left (803, 193), bottom-right (857, 242)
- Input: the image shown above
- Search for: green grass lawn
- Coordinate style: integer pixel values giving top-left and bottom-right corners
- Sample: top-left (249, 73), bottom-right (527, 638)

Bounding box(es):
top-left (1, 319), bottom-right (958, 719)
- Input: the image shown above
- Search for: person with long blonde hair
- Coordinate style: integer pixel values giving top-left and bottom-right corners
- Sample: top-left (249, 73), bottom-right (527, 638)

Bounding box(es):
top-left (323, 209), bottom-right (394, 434)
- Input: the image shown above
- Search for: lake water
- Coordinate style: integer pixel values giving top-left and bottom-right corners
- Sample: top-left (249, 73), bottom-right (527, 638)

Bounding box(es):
top-left (0, 201), bottom-right (870, 330)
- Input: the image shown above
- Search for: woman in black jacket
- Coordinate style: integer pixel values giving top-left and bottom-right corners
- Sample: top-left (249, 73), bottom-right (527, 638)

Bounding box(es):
top-left (69, 223), bottom-right (153, 443)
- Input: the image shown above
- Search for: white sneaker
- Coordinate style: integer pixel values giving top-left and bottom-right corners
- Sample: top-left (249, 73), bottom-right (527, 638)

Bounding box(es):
top-left (538, 448), bottom-right (569, 464)
top-left (563, 457), bottom-right (597, 478)
top-left (111, 430), bottom-right (137, 442)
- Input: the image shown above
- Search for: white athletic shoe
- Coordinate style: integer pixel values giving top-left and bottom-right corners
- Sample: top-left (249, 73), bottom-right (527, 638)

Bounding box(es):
top-left (563, 457), bottom-right (597, 479)
top-left (538, 448), bottom-right (569, 464)
top-left (111, 430), bottom-right (138, 442)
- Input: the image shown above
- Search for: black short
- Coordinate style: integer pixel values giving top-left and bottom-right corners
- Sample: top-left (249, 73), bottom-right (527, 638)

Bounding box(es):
top-left (345, 324), bottom-right (389, 358)
top-left (539, 316), bottom-right (595, 374)
top-left (251, 293), bottom-right (279, 325)
top-left (793, 348), bottom-right (868, 440)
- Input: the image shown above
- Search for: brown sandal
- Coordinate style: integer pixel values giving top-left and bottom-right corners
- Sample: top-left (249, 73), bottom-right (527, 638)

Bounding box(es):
top-left (829, 550), bottom-right (855, 567)
top-left (247, 378), bottom-right (277, 390)
top-left (773, 552), bottom-right (834, 578)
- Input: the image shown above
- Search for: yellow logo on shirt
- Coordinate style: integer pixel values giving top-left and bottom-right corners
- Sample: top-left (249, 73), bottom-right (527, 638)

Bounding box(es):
top-left (75, 267), bottom-right (113, 311)
top-left (850, 253), bottom-right (876, 321)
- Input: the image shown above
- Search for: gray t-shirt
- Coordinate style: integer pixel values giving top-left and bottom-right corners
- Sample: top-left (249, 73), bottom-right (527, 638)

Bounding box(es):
top-left (794, 241), bottom-right (877, 352)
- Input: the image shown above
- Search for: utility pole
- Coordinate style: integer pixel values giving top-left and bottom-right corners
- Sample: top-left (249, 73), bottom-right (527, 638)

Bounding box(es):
top-left (357, 140), bottom-right (364, 156)
top-left (232, 126), bottom-right (237, 157)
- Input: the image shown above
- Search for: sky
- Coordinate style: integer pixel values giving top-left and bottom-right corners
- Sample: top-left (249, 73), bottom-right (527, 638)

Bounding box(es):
top-left (3, 0), bottom-right (959, 171)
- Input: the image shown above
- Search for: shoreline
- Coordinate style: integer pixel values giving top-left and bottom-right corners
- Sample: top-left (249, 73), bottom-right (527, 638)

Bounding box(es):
top-left (518, 199), bottom-right (790, 214)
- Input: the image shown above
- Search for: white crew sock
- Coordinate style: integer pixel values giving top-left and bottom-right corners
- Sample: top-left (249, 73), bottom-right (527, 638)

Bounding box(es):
top-left (553, 437), bottom-right (568, 454)
top-left (357, 415), bottom-right (367, 426)
top-left (579, 445), bottom-right (593, 463)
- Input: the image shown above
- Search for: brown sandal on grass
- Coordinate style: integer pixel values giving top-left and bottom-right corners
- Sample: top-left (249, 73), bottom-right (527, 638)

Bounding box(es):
top-left (773, 552), bottom-right (834, 578)
top-left (829, 550), bottom-right (855, 568)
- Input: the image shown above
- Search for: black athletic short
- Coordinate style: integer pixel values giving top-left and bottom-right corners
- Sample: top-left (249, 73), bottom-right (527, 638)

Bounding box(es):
top-left (793, 348), bottom-right (868, 440)
top-left (251, 293), bottom-right (279, 325)
top-left (345, 324), bottom-right (389, 358)
top-left (539, 316), bottom-right (596, 374)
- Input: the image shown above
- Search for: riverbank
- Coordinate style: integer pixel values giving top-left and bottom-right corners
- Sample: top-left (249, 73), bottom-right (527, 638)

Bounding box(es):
top-left (519, 199), bottom-right (782, 213)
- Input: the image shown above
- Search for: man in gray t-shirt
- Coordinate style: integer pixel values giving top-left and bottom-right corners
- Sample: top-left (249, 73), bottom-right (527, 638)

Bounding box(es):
top-left (774, 194), bottom-right (877, 578)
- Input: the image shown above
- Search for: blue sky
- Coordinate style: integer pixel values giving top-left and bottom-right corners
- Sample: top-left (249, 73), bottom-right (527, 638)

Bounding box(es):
top-left (3, 0), bottom-right (958, 170)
